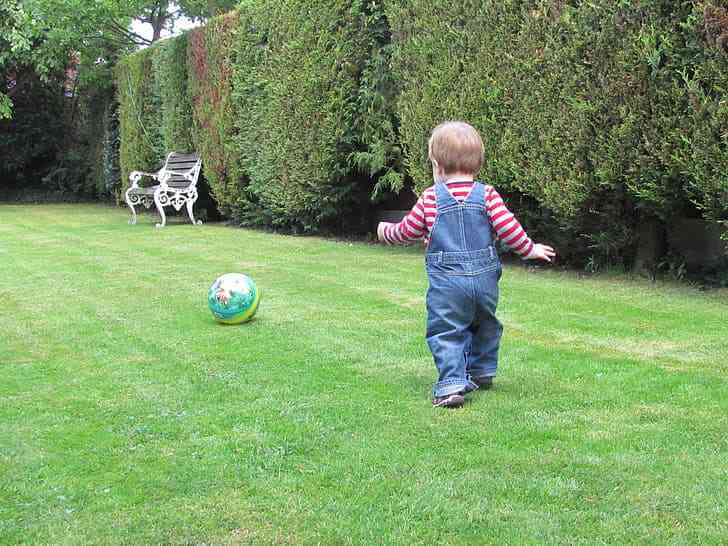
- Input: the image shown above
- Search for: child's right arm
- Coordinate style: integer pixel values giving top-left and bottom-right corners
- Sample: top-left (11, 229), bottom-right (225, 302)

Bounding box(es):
top-left (377, 195), bottom-right (428, 245)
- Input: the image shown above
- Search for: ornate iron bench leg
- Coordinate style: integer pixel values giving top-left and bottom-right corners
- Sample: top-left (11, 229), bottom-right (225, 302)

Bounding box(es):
top-left (154, 189), bottom-right (167, 229)
top-left (125, 188), bottom-right (138, 225)
top-left (186, 189), bottom-right (202, 225)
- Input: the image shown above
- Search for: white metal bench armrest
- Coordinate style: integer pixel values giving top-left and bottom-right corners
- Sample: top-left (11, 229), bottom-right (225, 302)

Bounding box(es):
top-left (129, 170), bottom-right (161, 189)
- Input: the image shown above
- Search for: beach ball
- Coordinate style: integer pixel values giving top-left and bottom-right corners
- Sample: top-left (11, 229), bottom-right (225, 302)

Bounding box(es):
top-left (208, 273), bottom-right (260, 324)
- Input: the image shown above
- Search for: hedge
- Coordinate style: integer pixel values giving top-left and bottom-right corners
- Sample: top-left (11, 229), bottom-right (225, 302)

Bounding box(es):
top-left (671, 3), bottom-right (728, 227)
top-left (155, 34), bottom-right (195, 154)
top-left (115, 0), bottom-right (727, 268)
top-left (228, 0), bottom-right (399, 231)
top-left (386, 0), bottom-right (728, 265)
top-left (116, 35), bottom-right (196, 198)
top-left (116, 0), bottom-right (398, 231)
top-left (116, 47), bottom-right (164, 195)
top-left (187, 12), bottom-right (241, 220)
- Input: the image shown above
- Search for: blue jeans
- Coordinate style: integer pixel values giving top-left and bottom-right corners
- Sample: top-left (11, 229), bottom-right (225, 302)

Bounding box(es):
top-left (426, 250), bottom-right (502, 397)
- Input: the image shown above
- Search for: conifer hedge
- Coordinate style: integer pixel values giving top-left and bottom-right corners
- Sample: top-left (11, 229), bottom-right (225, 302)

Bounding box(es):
top-left (228, 0), bottom-right (398, 231)
top-left (386, 0), bottom-right (728, 264)
top-left (118, 1), bottom-right (397, 231)
top-left (116, 47), bottom-right (164, 195)
top-left (155, 34), bottom-right (194, 154)
top-left (187, 12), bottom-right (240, 219)
top-left (116, 0), bottom-right (727, 266)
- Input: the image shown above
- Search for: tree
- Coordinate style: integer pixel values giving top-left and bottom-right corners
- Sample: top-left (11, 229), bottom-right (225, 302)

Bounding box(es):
top-left (180, 0), bottom-right (238, 19)
top-left (1, 1), bottom-right (34, 119)
top-left (1, 0), bottom-right (235, 120)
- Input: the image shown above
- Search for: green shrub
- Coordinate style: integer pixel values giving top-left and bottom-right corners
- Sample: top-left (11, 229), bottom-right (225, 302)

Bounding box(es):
top-left (0, 68), bottom-right (66, 190)
top-left (177, 1), bottom-right (401, 230)
top-left (225, 0), bottom-right (400, 231)
top-left (74, 87), bottom-right (115, 197)
top-left (1, 40), bottom-right (115, 199)
top-left (114, 2), bottom-right (402, 231)
top-left (232, 1), bottom-right (358, 229)
top-left (668, 2), bottom-right (728, 230)
top-left (102, 99), bottom-right (121, 198)
top-left (113, 0), bottom-right (725, 265)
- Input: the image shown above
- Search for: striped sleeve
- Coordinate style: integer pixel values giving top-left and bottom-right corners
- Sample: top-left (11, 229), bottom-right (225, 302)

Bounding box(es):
top-left (379, 195), bottom-right (428, 245)
top-left (485, 186), bottom-right (535, 259)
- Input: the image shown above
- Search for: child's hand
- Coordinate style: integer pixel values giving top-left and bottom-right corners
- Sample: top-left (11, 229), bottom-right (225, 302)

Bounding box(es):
top-left (529, 243), bottom-right (556, 262)
top-left (377, 222), bottom-right (388, 243)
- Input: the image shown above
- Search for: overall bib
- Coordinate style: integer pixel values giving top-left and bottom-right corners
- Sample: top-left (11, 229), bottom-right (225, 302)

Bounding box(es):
top-left (425, 182), bottom-right (503, 397)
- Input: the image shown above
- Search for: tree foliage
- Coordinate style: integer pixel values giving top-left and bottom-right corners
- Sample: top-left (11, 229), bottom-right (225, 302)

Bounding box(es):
top-left (0, 69), bottom-right (65, 186)
top-left (1, 1), bottom-right (37, 119)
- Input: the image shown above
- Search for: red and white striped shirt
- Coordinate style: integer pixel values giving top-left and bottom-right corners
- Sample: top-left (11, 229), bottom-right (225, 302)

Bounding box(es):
top-left (380, 181), bottom-right (535, 259)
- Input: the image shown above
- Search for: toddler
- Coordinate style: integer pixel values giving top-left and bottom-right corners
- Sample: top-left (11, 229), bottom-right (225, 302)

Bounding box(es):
top-left (377, 121), bottom-right (555, 407)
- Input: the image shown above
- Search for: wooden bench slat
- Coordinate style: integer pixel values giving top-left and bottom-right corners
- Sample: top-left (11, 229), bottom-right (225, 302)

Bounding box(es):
top-left (128, 186), bottom-right (159, 194)
top-left (165, 159), bottom-right (199, 165)
top-left (168, 157), bottom-right (198, 162)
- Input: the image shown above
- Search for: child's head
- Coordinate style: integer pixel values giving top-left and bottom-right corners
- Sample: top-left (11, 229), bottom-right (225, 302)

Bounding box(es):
top-left (428, 121), bottom-right (484, 178)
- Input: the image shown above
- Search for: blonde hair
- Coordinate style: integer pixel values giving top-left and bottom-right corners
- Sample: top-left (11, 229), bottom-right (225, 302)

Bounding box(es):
top-left (428, 121), bottom-right (484, 175)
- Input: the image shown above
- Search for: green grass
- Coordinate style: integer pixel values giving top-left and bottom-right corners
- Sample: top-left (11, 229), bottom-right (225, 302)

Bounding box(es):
top-left (1, 204), bottom-right (727, 545)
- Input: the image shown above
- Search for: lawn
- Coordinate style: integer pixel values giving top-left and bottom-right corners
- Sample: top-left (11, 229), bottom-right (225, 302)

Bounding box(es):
top-left (1, 204), bottom-right (727, 545)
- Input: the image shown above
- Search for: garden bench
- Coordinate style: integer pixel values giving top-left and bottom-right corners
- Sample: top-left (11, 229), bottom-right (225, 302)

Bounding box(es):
top-left (125, 152), bottom-right (203, 228)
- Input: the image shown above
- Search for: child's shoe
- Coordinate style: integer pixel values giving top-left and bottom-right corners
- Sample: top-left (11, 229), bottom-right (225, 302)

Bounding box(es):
top-left (432, 393), bottom-right (465, 408)
top-left (472, 376), bottom-right (494, 390)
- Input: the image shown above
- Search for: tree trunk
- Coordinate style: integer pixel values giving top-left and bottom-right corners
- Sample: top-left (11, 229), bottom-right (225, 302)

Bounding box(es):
top-left (150, 1), bottom-right (169, 43)
top-left (151, 14), bottom-right (164, 42)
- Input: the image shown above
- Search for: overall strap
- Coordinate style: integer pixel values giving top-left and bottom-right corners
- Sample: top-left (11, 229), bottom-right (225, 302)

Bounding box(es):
top-left (434, 182), bottom-right (458, 209)
top-left (464, 181), bottom-right (486, 207)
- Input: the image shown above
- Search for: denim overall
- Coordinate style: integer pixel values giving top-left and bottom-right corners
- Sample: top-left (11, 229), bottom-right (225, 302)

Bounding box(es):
top-left (426, 181), bottom-right (503, 397)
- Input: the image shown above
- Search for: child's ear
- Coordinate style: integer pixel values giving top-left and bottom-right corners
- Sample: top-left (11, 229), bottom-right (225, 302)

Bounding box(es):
top-left (431, 159), bottom-right (445, 183)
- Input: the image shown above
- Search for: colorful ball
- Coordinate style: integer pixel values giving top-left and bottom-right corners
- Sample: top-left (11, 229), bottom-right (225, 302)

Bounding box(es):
top-left (208, 273), bottom-right (260, 324)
